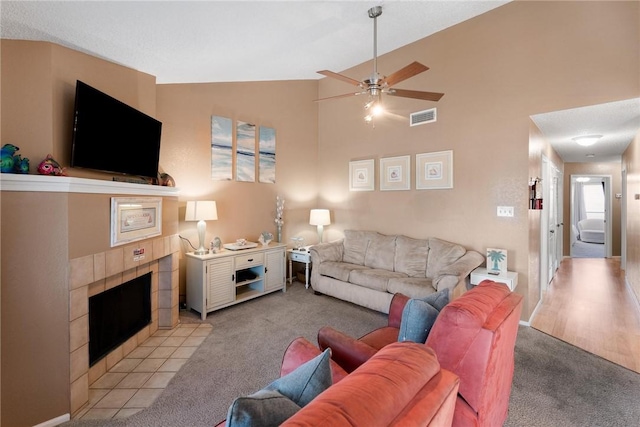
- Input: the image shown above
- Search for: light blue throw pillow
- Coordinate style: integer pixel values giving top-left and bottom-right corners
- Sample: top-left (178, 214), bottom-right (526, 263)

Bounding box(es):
top-left (398, 289), bottom-right (449, 344)
top-left (422, 288), bottom-right (450, 311)
top-left (226, 348), bottom-right (332, 427)
top-left (226, 390), bottom-right (301, 427)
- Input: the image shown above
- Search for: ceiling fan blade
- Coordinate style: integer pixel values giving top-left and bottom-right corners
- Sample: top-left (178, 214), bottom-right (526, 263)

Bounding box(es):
top-left (386, 88), bottom-right (444, 102)
top-left (317, 70), bottom-right (363, 87)
top-left (313, 92), bottom-right (364, 102)
top-left (380, 62), bottom-right (429, 87)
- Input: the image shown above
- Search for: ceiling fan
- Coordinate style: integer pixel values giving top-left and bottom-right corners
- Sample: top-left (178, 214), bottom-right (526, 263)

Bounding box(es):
top-left (316, 6), bottom-right (444, 122)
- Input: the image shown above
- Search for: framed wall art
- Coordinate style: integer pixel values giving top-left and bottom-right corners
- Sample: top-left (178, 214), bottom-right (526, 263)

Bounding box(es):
top-left (236, 121), bottom-right (256, 182)
top-left (259, 125), bottom-right (276, 183)
top-left (111, 197), bottom-right (162, 247)
top-left (380, 155), bottom-right (410, 191)
top-left (416, 150), bottom-right (453, 190)
top-left (211, 115), bottom-right (233, 181)
top-left (349, 159), bottom-right (374, 191)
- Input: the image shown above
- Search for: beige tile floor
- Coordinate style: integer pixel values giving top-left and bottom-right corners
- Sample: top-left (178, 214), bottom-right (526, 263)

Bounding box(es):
top-left (74, 322), bottom-right (212, 421)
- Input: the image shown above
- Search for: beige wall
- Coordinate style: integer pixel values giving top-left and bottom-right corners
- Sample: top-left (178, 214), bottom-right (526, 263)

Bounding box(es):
top-left (562, 162), bottom-right (623, 256)
top-left (0, 41), bottom-right (176, 426)
top-left (156, 81), bottom-right (319, 300)
top-left (315, 0), bottom-right (639, 320)
top-left (1, 1), bottom-right (639, 424)
top-left (623, 132), bottom-right (640, 302)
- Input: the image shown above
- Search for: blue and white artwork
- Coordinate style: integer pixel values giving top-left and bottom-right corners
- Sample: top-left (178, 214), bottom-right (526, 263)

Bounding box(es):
top-left (211, 116), bottom-right (233, 181)
top-left (259, 126), bottom-right (276, 183)
top-left (236, 121), bottom-right (256, 182)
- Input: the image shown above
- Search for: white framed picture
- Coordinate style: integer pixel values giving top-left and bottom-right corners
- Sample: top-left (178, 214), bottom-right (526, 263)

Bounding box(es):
top-left (111, 197), bottom-right (162, 247)
top-left (380, 155), bottom-right (410, 191)
top-left (416, 150), bottom-right (453, 190)
top-left (349, 159), bottom-right (375, 191)
top-left (486, 248), bottom-right (507, 272)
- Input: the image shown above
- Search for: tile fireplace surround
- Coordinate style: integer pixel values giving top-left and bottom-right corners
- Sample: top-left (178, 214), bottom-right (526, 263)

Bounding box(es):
top-left (69, 235), bottom-right (181, 416)
top-left (1, 174), bottom-right (182, 420)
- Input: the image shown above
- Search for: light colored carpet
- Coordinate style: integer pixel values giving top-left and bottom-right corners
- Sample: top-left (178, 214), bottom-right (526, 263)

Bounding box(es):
top-left (63, 281), bottom-right (640, 427)
top-left (572, 240), bottom-right (605, 258)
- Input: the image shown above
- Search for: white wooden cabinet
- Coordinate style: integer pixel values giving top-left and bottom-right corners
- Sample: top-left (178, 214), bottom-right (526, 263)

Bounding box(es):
top-left (186, 243), bottom-right (286, 320)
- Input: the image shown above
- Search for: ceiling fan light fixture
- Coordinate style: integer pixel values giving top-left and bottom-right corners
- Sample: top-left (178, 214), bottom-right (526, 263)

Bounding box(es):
top-left (572, 135), bottom-right (602, 146)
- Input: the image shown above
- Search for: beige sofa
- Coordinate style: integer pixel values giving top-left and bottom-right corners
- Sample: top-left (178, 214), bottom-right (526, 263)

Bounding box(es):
top-left (309, 230), bottom-right (484, 313)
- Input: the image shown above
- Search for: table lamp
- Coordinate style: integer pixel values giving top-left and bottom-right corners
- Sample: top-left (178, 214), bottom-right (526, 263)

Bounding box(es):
top-left (309, 209), bottom-right (331, 243)
top-left (185, 201), bottom-right (218, 255)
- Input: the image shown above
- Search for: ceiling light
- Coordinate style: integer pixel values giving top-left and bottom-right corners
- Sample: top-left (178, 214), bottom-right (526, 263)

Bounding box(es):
top-left (572, 135), bottom-right (602, 146)
top-left (576, 177), bottom-right (591, 183)
top-left (585, 153), bottom-right (595, 158)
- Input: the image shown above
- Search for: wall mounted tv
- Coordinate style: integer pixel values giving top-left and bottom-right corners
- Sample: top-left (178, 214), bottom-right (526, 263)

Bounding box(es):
top-left (70, 80), bottom-right (162, 180)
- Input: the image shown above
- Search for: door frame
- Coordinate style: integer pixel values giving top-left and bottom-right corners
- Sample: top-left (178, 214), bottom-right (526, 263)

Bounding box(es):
top-left (569, 174), bottom-right (613, 258)
top-left (540, 156), bottom-right (563, 294)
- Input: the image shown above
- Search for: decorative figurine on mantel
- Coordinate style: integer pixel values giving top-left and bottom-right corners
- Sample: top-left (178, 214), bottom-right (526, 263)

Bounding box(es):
top-left (274, 196), bottom-right (285, 242)
top-left (259, 231), bottom-right (273, 246)
top-left (1, 144), bottom-right (30, 174)
top-left (37, 154), bottom-right (67, 176)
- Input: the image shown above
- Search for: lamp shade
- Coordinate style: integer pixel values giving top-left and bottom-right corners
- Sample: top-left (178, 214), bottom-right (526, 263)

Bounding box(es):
top-left (185, 201), bottom-right (218, 221)
top-left (309, 209), bottom-right (331, 226)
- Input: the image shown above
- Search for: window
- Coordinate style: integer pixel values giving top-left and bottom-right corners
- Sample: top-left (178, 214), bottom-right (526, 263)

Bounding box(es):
top-left (583, 184), bottom-right (604, 219)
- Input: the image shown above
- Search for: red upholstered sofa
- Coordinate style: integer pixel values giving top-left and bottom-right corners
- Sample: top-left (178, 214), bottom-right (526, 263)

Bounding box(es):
top-left (216, 338), bottom-right (460, 426)
top-left (280, 340), bottom-right (460, 426)
top-left (318, 280), bottom-right (523, 427)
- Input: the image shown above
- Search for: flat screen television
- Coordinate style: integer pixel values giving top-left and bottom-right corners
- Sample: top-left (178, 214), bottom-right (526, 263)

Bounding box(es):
top-left (70, 80), bottom-right (162, 180)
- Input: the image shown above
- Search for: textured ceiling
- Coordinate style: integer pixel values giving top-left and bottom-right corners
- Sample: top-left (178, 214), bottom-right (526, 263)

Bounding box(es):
top-left (531, 98), bottom-right (640, 164)
top-left (0, 0), bottom-right (511, 84)
top-left (2, 1), bottom-right (638, 163)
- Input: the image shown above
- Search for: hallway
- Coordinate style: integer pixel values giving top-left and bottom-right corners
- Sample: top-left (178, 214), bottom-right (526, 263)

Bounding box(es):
top-left (531, 258), bottom-right (640, 373)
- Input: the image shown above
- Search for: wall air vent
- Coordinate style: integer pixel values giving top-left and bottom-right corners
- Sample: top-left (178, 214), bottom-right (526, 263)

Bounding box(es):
top-left (410, 108), bottom-right (437, 127)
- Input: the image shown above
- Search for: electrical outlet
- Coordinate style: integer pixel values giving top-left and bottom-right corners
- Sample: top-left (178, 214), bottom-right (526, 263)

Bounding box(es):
top-left (497, 206), bottom-right (514, 217)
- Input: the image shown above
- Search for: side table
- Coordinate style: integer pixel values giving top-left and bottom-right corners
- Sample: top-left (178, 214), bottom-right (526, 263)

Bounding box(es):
top-left (288, 247), bottom-right (312, 289)
top-left (470, 267), bottom-right (518, 291)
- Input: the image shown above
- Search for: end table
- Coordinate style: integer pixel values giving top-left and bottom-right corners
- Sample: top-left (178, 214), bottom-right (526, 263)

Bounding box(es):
top-left (470, 267), bottom-right (518, 291)
top-left (288, 247), bottom-right (311, 289)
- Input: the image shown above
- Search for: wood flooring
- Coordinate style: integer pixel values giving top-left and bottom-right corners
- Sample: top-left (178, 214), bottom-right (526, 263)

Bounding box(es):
top-left (531, 258), bottom-right (640, 373)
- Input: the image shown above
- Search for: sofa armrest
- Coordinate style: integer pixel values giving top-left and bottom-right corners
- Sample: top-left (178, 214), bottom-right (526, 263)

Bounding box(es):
top-left (309, 240), bottom-right (344, 264)
top-left (281, 337), bottom-right (349, 384)
top-left (317, 326), bottom-right (378, 373)
top-left (388, 292), bottom-right (410, 329)
top-left (434, 250), bottom-right (484, 292)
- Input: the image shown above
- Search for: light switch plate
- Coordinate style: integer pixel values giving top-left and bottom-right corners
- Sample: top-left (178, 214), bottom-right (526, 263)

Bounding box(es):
top-left (497, 206), bottom-right (514, 217)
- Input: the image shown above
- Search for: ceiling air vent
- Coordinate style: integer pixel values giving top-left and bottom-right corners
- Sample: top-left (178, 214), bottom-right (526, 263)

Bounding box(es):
top-left (410, 108), bottom-right (437, 127)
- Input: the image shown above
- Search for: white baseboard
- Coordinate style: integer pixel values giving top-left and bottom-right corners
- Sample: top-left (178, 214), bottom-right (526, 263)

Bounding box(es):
top-left (33, 414), bottom-right (70, 427)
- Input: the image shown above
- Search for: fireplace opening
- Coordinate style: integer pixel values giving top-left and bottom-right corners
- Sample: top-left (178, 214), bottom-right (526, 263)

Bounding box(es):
top-left (89, 272), bottom-right (152, 366)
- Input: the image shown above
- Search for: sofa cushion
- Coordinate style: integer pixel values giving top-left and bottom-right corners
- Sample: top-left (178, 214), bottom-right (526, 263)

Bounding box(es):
top-left (387, 277), bottom-right (436, 298)
top-left (398, 298), bottom-right (440, 343)
top-left (395, 235), bottom-right (429, 277)
top-left (226, 348), bottom-right (332, 427)
top-left (318, 261), bottom-right (370, 282)
top-left (343, 230), bottom-right (377, 265)
top-left (349, 269), bottom-right (408, 292)
top-left (364, 234), bottom-right (397, 270)
top-left (426, 238), bottom-right (466, 279)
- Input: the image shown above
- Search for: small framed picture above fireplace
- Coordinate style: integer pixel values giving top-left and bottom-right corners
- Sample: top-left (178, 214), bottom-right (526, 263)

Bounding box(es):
top-left (111, 197), bottom-right (162, 247)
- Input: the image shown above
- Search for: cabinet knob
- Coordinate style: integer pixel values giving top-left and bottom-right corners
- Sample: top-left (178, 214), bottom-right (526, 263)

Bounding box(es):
top-left (248, 258), bottom-right (253, 262)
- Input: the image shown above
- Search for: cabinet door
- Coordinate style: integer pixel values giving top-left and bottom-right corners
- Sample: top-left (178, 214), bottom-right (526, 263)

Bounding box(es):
top-left (264, 248), bottom-right (285, 292)
top-left (206, 258), bottom-right (234, 309)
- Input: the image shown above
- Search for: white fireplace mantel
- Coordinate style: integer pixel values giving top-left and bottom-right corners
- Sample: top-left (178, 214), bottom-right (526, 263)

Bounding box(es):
top-left (0, 174), bottom-right (179, 196)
